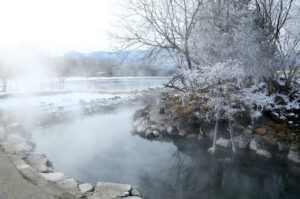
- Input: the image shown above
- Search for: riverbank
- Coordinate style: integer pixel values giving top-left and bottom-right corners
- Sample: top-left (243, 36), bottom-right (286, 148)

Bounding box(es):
top-left (0, 111), bottom-right (144, 199)
top-left (1, 88), bottom-right (300, 199)
top-left (132, 92), bottom-right (300, 165)
top-left (0, 90), bottom-right (154, 198)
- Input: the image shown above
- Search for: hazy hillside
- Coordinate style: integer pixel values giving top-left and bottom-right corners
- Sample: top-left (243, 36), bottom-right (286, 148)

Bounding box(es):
top-left (62, 50), bottom-right (176, 77)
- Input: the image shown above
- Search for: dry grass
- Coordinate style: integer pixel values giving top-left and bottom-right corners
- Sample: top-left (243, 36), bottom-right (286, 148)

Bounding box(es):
top-left (165, 95), bottom-right (210, 116)
top-left (166, 99), bottom-right (194, 116)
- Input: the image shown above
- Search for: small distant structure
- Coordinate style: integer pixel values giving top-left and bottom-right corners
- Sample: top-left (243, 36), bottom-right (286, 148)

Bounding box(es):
top-left (91, 72), bottom-right (112, 77)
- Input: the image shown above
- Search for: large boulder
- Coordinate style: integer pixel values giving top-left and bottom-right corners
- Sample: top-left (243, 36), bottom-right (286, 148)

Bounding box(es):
top-left (145, 129), bottom-right (152, 138)
top-left (130, 187), bottom-right (141, 197)
top-left (287, 150), bottom-right (300, 163)
top-left (40, 172), bottom-right (66, 182)
top-left (287, 144), bottom-right (300, 163)
top-left (216, 137), bottom-right (231, 148)
top-left (249, 138), bottom-right (260, 151)
top-left (24, 154), bottom-right (53, 173)
top-left (79, 183), bottom-right (94, 194)
top-left (152, 131), bottom-right (160, 137)
top-left (166, 126), bottom-right (172, 133)
top-left (89, 182), bottom-right (132, 199)
top-left (40, 172), bottom-right (80, 195)
top-left (253, 128), bottom-right (267, 136)
top-left (255, 149), bottom-right (272, 158)
top-left (234, 135), bottom-right (250, 149)
top-left (249, 137), bottom-right (272, 158)
top-left (57, 178), bottom-right (80, 196)
top-left (133, 109), bottom-right (147, 121)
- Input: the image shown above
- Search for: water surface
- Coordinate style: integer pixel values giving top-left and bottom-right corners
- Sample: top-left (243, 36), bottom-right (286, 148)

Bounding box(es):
top-left (32, 107), bottom-right (300, 199)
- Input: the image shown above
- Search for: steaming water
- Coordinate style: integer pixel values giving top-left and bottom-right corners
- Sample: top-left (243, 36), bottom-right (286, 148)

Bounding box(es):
top-left (26, 77), bottom-right (300, 199)
top-left (31, 107), bottom-right (300, 199)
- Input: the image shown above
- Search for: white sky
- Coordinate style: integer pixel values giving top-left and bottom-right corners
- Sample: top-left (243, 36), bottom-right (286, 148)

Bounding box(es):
top-left (0, 0), bottom-right (118, 55)
top-left (0, 0), bottom-right (298, 56)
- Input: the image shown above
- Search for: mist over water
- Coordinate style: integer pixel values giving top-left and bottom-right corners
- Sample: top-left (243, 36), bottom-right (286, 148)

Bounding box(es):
top-left (31, 106), bottom-right (300, 199)
top-left (0, 1), bottom-right (298, 199)
top-left (0, 76), bottom-right (299, 199)
top-left (31, 108), bottom-right (177, 185)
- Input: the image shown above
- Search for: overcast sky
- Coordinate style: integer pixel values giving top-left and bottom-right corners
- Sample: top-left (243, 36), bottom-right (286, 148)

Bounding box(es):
top-left (0, 0), bottom-right (299, 56)
top-left (0, 0), bottom-right (118, 55)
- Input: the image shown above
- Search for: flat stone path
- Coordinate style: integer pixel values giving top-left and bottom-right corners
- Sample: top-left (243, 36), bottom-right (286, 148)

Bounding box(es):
top-left (0, 149), bottom-right (57, 199)
top-left (0, 148), bottom-right (80, 199)
top-left (0, 148), bottom-right (143, 199)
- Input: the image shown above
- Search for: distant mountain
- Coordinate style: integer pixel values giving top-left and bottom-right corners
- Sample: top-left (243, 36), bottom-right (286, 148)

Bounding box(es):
top-left (62, 49), bottom-right (176, 77)
top-left (65, 50), bottom-right (176, 69)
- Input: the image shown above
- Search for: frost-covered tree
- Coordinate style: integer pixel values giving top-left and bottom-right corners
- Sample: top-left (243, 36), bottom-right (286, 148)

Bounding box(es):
top-left (188, 63), bottom-right (246, 153)
top-left (190, 0), bottom-right (278, 83)
top-left (276, 2), bottom-right (300, 89)
top-left (186, 62), bottom-right (276, 153)
top-left (252, 0), bottom-right (294, 42)
top-left (251, 0), bottom-right (299, 92)
top-left (116, 0), bottom-right (299, 142)
top-left (115, 0), bottom-right (205, 91)
top-left (115, 0), bottom-right (281, 92)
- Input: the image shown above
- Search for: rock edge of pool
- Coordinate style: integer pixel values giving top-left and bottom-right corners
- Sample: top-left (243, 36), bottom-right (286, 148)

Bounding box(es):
top-left (0, 113), bottom-right (144, 199)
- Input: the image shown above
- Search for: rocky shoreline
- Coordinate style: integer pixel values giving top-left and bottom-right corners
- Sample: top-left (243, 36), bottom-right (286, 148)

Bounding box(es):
top-left (1, 89), bottom-right (299, 198)
top-left (0, 89), bottom-right (167, 199)
top-left (0, 123), bottom-right (144, 199)
top-left (132, 93), bottom-right (300, 165)
top-left (0, 99), bottom-right (146, 199)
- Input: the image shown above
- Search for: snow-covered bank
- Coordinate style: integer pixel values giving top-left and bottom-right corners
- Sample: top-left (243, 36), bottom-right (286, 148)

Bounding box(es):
top-left (1, 76), bottom-right (170, 93)
top-left (0, 91), bottom-right (135, 111)
top-left (0, 76), bottom-right (170, 112)
top-left (66, 76), bottom-right (170, 81)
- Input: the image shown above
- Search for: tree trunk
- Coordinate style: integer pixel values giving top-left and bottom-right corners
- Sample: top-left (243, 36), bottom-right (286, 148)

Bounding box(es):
top-left (228, 120), bottom-right (236, 153)
top-left (184, 49), bottom-right (193, 70)
top-left (212, 119), bottom-right (219, 154)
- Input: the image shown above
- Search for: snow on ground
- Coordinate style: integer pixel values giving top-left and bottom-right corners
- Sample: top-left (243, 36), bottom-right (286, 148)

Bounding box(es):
top-left (0, 91), bottom-right (135, 111)
top-left (0, 77), bottom-right (169, 112)
top-left (1, 76), bottom-right (169, 93)
top-left (66, 76), bottom-right (170, 81)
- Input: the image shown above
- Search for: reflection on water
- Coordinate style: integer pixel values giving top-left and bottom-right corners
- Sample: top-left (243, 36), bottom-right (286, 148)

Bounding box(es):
top-left (140, 142), bottom-right (300, 199)
top-left (31, 108), bottom-right (300, 199)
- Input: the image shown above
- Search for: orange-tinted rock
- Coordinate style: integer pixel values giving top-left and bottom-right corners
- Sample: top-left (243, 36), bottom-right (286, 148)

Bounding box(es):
top-left (277, 127), bottom-right (288, 138)
top-left (254, 128), bottom-right (267, 136)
